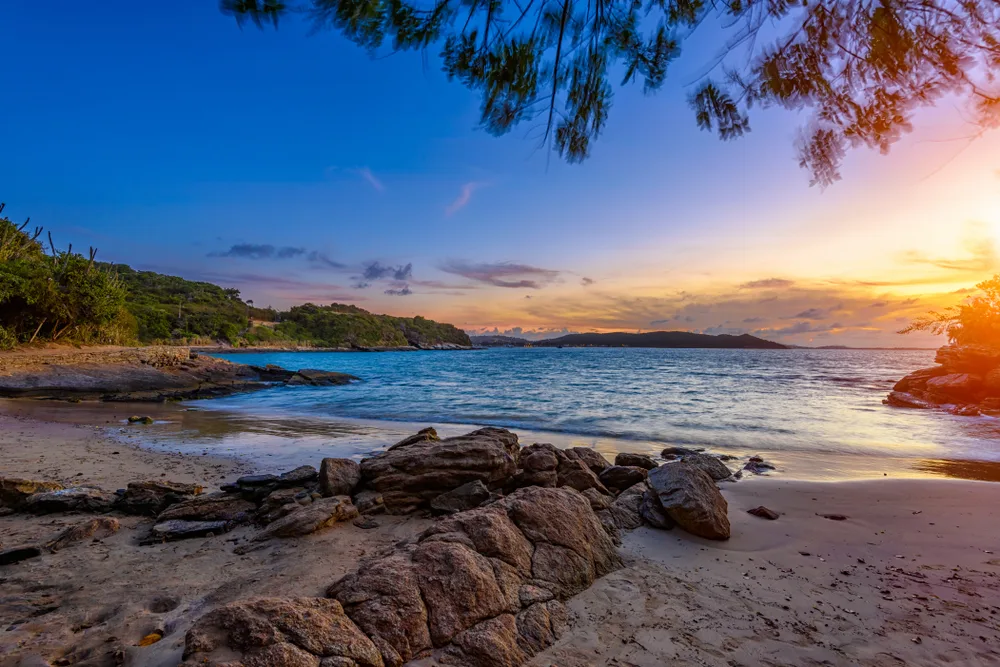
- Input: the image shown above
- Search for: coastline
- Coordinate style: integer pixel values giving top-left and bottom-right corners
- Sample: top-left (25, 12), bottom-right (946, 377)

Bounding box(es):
top-left (2, 409), bottom-right (998, 666)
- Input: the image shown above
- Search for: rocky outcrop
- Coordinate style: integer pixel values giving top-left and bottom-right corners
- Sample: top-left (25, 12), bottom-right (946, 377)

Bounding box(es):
top-left (327, 486), bottom-right (620, 667)
top-left (181, 598), bottom-right (384, 667)
top-left (597, 465), bottom-right (647, 492)
top-left (0, 346), bottom-right (358, 401)
top-left (886, 343), bottom-right (1000, 414)
top-left (0, 477), bottom-right (63, 508)
top-left (646, 463), bottom-right (730, 540)
top-left (360, 427), bottom-right (520, 514)
top-left (21, 487), bottom-right (117, 514)
top-left (254, 496), bottom-right (358, 540)
top-left (114, 480), bottom-right (203, 516)
top-left (147, 519), bottom-right (230, 542)
top-left (320, 458), bottom-right (362, 497)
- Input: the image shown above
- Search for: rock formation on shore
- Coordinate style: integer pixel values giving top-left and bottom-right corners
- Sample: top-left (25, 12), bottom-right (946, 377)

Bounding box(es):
top-left (0, 426), bottom-right (749, 666)
top-left (885, 343), bottom-right (1000, 416)
top-left (0, 346), bottom-right (358, 401)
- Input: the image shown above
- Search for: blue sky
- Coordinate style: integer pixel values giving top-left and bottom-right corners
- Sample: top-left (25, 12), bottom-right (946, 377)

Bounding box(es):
top-left (3, 1), bottom-right (999, 345)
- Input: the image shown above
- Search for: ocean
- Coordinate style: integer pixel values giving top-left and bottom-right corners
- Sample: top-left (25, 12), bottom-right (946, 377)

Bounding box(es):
top-left (139, 347), bottom-right (1000, 481)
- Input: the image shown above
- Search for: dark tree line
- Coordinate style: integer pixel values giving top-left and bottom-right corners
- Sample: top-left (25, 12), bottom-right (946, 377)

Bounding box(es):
top-left (223, 0), bottom-right (1000, 184)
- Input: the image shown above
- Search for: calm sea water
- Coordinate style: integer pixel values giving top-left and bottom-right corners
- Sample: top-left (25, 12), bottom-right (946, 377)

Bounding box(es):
top-left (200, 348), bottom-right (1000, 470)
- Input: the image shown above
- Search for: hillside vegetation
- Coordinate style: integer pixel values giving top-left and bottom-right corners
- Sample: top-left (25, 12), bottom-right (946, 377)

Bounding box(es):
top-left (0, 205), bottom-right (469, 350)
top-left (535, 331), bottom-right (787, 349)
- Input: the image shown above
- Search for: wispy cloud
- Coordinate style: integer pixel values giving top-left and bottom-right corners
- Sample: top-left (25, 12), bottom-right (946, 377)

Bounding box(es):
top-left (739, 278), bottom-right (795, 289)
top-left (581, 277), bottom-right (595, 286)
top-left (445, 181), bottom-right (486, 216)
top-left (439, 260), bottom-right (560, 289)
top-left (901, 223), bottom-right (997, 273)
top-left (307, 251), bottom-right (346, 270)
top-left (354, 167), bottom-right (385, 192)
top-left (384, 285), bottom-right (412, 296)
top-left (363, 261), bottom-right (412, 282)
top-left (208, 244), bottom-right (305, 260)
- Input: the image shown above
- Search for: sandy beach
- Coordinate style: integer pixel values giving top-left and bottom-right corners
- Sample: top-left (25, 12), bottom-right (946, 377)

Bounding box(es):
top-left (2, 406), bottom-right (999, 667)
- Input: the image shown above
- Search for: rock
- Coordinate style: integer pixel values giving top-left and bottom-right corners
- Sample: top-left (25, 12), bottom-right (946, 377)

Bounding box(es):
top-left (743, 457), bottom-right (776, 475)
top-left (430, 480), bottom-right (492, 514)
top-left (883, 391), bottom-right (934, 409)
top-left (747, 506), bottom-right (780, 520)
top-left (353, 517), bottom-right (379, 530)
top-left (46, 517), bottom-right (120, 551)
top-left (147, 520), bottom-right (230, 542)
top-left (660, 445), bottom-right (701, 459)
top-left (0, 546), bottom-right (42, 565)
top-left (519, 447), bottom-right (558, 473)
top-left (581, 488), bottom-right (611, 511)
top-left (0, 478), bottom-right (63, 508)
top-left (679, 454), bottom-right (733, 481)
top-left (639, 490), bottom-right (674, 529)
top-left (564, 447), bottom-right (611, 474)
top-left (320, 458), bottom-right (361, 497)
top-left (555, 459), bottom-right (609, 495)
top-left (255, 496), bottom-right (358, 540)
top-left (950, 404), bottom-right (982, 416)
top-left (127, 415), bottom-right (154, 424)
top-left (984, 367), bottom-right (1000, 393)
top-left (328, 486), bottom-right (619, 666)
top-left (181, 597), bottom-right (383, 667)
top-left (157, 492), bottom-right (257, 523)
top-left (613, 453), bottom-right (657, 470)
top-left (893, 365), bottom-right (949, 392)
top-left (647, 463), bottom-right (730, 540)
top-left (352, 490), bottom-right (384, 515)
top-left (607, 482), bottom-right (647, 531)
top-left (360, 427), bottom-right (520, 514)
top-left (509, 470), bottom-right (558, 490)
top-left (258, 488), bottom-right (310, 524)
top-left (287, 369), bottom-right (360, 386)
top-left (115, 480), bottom-right (202, 516)
top-left (935, 344), bottom-right (1000, 374)
top-left (21, 486), bottom-right (117, 514)
top-left (925, 373), bottom-right (982, 402)
top-left (236, 473), bottom-right (280, 487)
top-left (597, 465), bottom-right (647, 491)
top-left (279, 465), bottom-right (319, 485)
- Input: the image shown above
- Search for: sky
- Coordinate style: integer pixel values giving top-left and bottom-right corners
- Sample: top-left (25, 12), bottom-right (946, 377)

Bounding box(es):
top-left (3, 1), bottom-right (999, 347)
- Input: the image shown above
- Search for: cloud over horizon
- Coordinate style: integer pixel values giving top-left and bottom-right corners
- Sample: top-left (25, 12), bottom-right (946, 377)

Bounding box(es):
top-left (209, 243), bottom-right (306, 260)
top-left (439, 260), bottom-right (560, 289)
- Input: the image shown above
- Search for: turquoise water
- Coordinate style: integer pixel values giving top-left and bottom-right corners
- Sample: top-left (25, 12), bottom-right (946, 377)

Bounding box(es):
top-left (200, 348), bottom-right (1000, 465)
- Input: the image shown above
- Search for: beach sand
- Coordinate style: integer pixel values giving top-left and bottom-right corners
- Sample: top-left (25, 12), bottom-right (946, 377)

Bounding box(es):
top-left (1, 409), bottom-right (999, 666)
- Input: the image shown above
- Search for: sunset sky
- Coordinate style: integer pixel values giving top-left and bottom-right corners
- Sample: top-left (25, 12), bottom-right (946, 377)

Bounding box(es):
top-left (4, 2), bottom-right (999, 347)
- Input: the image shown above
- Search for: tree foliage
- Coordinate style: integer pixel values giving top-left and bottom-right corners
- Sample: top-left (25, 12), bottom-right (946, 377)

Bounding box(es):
top-left (223, 0), bottom-right (1000, 184)
top-left (901, 275), bottom-right (1000, 345)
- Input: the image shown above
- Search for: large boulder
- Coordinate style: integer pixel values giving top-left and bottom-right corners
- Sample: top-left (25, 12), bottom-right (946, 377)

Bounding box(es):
top-left (360, 427), bottom-right (520, 514)
top-left (0, 478), bottom-right (63, 508)
top-left (255, 496), bottom-right (358, 540)
top-left (156, 492), bottom-right (257, 524)
top-left (606, 482), bottom-right (648, 531)
top-left (892, 365), bottom-right (949, 392)
top-left (555, 459), bottom-right (609, 495)
top-left (639, 489), bottom-right (674, 529)
top-left (614, 453), bottom-right (657, 470)
top-left (21, 487), bottom-right (117, 514)
top-left (679, 454), bottom-right (733, 481)
top-left (114, 480), bottom-right (202, 516)
top-left (564, 448), bottom-right (611, 474)
top-left (327, 486), bottom-right (619, 666)
top-left (884, 391), bottom-right (934, 409)
top-left (181, 597), bottom-right (383, 667)
top-left (320, 458), bottom-right (361, 497)
top-left (646, 463), bottom-right (730, 540)
top-left (598, 465), bottom-right (647, 492)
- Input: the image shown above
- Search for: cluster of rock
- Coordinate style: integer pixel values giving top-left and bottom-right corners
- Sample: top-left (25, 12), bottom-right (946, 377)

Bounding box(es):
top-left (0, 346), bottom-right (358, 401)
top-left (885, 343), bottom-right (1000, 415)
top-left (1, 427), bottom-right (763, 666)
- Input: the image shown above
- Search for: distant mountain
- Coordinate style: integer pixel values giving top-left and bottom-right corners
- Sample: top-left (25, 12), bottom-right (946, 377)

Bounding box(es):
top-left (470, 335), bottom-right (532, 347)
top-left (535, 331), bottom-right (786, 349)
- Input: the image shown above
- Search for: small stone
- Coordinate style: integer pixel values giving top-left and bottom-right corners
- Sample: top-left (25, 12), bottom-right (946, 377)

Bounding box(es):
top-left (353, 517), bottom-right (379, 530)
top-left (145, 520), bottom-right (230, 543)
top-left (820, 513), bottom-right (848, 521)
top-left (319, 458), bottom-right (361, 497)
top-left (747, 506), bottom-right (779, 520)
top-left (137, 632), bottom-right (162, 646)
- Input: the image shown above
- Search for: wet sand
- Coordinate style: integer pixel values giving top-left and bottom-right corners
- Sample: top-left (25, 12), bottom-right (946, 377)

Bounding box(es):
top-left (1, 406), bottom-right (999, 666)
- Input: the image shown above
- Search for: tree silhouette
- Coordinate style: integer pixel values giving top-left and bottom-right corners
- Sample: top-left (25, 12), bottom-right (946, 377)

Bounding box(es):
top-left (222, 0), bottom-right (999, 184)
